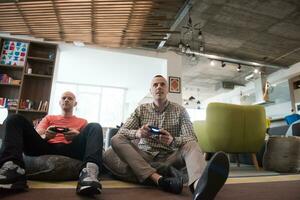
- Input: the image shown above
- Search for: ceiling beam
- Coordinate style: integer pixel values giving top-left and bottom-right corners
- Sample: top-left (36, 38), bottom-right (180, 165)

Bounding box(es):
top-left (157, 0), bottom-right (193, 49)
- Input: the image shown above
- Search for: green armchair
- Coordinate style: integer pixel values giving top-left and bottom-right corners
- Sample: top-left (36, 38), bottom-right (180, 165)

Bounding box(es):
top-left (193, 102), bottom-right (266, 170)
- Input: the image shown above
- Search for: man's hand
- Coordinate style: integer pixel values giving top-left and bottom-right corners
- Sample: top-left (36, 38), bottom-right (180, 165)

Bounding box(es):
top-left (159, 129), bottom-right (174, 145)
top-left (64, 128), bottom-right (80, 141)
top-left (44, 126), bottom-right (57, 140)
top-left (136, 124), bottom-right (151, 139)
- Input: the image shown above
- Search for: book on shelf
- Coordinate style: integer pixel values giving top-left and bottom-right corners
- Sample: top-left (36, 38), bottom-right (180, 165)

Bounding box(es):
top-left (37, 100), bottom-right (43, 111)
top-left (0, 97), bottom-right (18, 109)
top-left (40, 101), bottom-right (48, 112)
top-left (0, 73), bottom-right (21, 85)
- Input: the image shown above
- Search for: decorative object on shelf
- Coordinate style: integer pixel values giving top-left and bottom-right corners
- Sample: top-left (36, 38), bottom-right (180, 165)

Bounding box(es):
top-left (0, 40), bottom-right (28, 66)
top-left (19, 99), bottom-right (34, 110)
top-left (0, 73), bottom-right (20, 85)
top-left (48, 52), bottom-right (55, 60)
top-left (27, 67), bottom-right (32, 74)
top-left (169, 76), bottom-right (181, 93)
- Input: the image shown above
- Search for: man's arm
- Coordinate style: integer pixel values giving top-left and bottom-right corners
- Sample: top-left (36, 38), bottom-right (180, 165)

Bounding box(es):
top-left (35, 116), bottom-right (49, 136)
top-left (118, 107), bottom-right (142, 140)
top-left (172, 108), bottom-right (198, 147)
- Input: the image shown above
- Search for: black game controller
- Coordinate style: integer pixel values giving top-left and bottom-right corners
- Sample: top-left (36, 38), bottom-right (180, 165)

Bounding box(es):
top-left (48, 126), bottom-right (70, 134)
top-left (148, 125), bottom-right (160, 135)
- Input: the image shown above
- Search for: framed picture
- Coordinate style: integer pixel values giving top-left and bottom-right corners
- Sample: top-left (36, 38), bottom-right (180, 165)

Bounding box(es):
top-left (0, 40), bottom-right (29, 66)
top-left (169, 76), bottom-right (181, 93)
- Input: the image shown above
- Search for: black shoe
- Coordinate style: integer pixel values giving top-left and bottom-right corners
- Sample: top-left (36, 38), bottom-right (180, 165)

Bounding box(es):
top-left (76, 163), bottom-right (102, 196)
top-left (193, 151), bottom-right (229, 200)
top-left (158, 176), bottom-right (183, 194)
top-left (0, 161), bottom-right (28, 191)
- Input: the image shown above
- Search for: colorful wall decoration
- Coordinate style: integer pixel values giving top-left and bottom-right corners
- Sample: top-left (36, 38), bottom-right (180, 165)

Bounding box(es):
top-left (0, 40), bottom-right (28, 66)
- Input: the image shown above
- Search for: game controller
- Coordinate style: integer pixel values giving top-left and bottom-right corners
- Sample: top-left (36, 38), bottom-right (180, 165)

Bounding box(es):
top-left (148, 125), bottom-right (160, 135)
top-left (48, 126), bottom-right (70, 134)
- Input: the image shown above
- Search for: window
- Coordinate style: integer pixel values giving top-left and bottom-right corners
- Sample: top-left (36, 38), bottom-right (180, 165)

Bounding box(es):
top-left (186, 108), bottom-right (206, 122)
top-left (51, 82), bottom-right (125, 127)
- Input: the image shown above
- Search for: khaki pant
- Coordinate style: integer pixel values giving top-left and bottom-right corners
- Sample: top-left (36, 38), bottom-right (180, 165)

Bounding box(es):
top-left (108, 134), bottom-right (206, 186)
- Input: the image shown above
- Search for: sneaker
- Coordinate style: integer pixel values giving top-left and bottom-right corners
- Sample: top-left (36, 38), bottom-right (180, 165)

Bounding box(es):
top-left (193, 152), bottom-right (229, 200)
top-left (158, 176), bottom-right (183, 194)
top-left (76, 163), bottom-right (102, 195)
top-left (0, 161), bottom-right (28, 191)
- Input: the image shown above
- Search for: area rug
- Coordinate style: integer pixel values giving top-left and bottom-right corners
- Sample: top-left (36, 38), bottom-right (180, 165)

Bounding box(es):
top-left (229, 164), bottom-right (280, 177)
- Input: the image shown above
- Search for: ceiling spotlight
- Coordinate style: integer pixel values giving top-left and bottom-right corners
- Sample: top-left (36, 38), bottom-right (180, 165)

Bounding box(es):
top-left (185, 44), bottom-right (191, 54)
top-left (188, 96), bottom-right (196, 101)
top-left (221, 61), bottom-right (226, 68)
top-left (178, 41), bottom-right (184, 49)
top-left (198, 30), bottom-right (203, 40)
top-left (199, 46), bottom-right (204, 52)
top-left (210, 60), bottom-right (215, 66)
top-left (254, 68), bottom-right (259, 74)
top-left (73, 41), bottom-right (85, 47)
top-left (237, 64), bottom-right (241, 72)
top-left (191, 54), bottom-right (197, 61)
top-left (196, 100), bottom-right (201, 104)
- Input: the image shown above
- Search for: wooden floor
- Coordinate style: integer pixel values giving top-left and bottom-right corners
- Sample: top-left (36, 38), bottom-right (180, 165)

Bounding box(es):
top-left (28, 174), bottom-right (300, 189)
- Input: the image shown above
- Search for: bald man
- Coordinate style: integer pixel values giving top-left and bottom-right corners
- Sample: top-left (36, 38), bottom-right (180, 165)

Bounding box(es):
top-left (0, 91), bottom-right (103, 196)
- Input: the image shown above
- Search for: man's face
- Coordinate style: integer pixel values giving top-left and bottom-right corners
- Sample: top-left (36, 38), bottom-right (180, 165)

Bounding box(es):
top-left (150, 76), bottom-right (168, 101)
top-left (59, 92), bottom-right (77, 111)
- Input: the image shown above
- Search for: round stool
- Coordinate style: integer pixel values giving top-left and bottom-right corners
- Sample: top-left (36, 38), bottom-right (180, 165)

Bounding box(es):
top-left (263, 136), bottom-right (300, 173)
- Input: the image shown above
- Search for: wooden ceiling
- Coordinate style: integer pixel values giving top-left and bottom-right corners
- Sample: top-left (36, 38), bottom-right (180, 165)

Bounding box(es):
top-left (0, 0), bottom-right (185, 47)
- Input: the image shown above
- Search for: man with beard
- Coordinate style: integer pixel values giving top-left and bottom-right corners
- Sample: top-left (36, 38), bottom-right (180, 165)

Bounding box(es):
top-left (109, 75), bottom-right (230, 200)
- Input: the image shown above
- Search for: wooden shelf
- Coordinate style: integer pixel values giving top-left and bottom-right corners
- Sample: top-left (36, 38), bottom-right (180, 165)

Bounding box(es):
top-left (0, 83), bottom-right (21, 87)
top-left (0, 37), bottom-right (57, 124)
top-left (24, 73), bottom-right (52, 79)
top-left (27, 56), bottom-right (54, 63)
top-left (0, 64), bottom-right (24, 70)
top-left (18, 109), bottom-right (47, 113)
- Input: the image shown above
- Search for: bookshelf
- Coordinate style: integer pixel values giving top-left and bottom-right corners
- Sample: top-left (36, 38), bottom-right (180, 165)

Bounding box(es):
top-left (0, 37), bottom-right (57, 125)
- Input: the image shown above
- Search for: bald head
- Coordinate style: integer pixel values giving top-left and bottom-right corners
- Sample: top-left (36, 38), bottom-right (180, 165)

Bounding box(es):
top-left (59, 91), bottom-right (77, 114)
top-left (61, 91), bottom-right (76, 100)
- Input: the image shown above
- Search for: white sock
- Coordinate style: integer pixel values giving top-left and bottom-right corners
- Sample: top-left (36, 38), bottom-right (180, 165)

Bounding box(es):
top-left (86, 162), bottom-right (99, 178)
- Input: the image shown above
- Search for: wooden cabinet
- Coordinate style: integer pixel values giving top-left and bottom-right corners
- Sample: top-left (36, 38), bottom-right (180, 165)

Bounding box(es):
top-left (0, 37), bottom-right (57, 123)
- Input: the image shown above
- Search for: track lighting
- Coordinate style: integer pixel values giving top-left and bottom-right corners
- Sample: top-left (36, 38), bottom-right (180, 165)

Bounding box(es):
top-left (221, 61), bottom-right (226, 68)
top-left (237, 64), bottom-right (241, 72)
top-left (210, 60), bottom-right (215, 66)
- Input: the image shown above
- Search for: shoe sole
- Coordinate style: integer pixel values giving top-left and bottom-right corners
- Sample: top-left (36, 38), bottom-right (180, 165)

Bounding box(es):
top-left (77, 185), bottom-right (102, 196)
top-left (0, 179), bottom-right (28, 191)
top-left (194, 152), bottom-right (229, 200)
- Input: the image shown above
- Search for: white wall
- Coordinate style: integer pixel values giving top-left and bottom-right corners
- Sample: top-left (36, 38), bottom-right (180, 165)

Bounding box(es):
top-left (103, 48), bottom-right (183, 104)
top-left (52, 44), bottom-right (167, 118)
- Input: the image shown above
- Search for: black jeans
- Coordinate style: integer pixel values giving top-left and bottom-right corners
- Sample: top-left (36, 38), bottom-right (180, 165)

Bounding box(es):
top-left (0, 114), bottom-right (103, 170)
